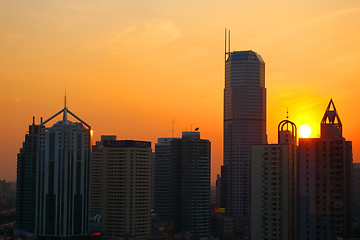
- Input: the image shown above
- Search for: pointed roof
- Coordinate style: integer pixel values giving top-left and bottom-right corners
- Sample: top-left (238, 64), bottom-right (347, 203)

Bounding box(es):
top-left (321, 99), bottom-right (342, 126)
top-left (40, 107), bottom-right (91, 129)
top-left (321, 99), bottom-right (342, 137)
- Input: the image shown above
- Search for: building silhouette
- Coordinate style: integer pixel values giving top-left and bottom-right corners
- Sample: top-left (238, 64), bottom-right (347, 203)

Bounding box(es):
top-left (90, 136), bottom-right (152, 239)
top-left (154, 131), bottom-right (211, 239)
top-left (35, 107), bottom-right (91, 239)
top-left (219, 47), bottom-right (267, 232)
top-left (298, 99), bottom-right (352, 239)
top-left (251, 119), bottom-right (298, 240)
top-left (15, 119), bottom-right (40, 235)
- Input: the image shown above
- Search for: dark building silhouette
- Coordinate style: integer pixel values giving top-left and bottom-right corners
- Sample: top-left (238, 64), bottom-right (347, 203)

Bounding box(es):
top-left (298, 99), bottom-right (352, 239)
top-left (15, 119), bottom-right (40, 235)
top-left (154, 131), bottom-right (211, 239)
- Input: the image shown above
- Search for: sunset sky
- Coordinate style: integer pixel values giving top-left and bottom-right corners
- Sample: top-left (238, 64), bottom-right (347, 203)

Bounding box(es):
top-left (1, 0), bottom-right (360, 184)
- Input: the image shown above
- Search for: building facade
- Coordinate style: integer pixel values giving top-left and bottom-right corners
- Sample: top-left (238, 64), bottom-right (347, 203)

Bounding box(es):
top-left (35, 107), bottom-right (91, 239)
top-left (154, 132), bottom-right (211, 239)
top-left (251, 120), bottom-right (298, 240)
top-left (90, 136), bottom-right (152, 239)
top-left (298, 100), bottom-right (352, 240)
top-left (222, 50), bottom-right (267, 230)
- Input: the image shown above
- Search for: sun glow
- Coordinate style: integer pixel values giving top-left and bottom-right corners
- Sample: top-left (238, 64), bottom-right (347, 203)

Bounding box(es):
top-left (299, 124), bottom-right (312, 138)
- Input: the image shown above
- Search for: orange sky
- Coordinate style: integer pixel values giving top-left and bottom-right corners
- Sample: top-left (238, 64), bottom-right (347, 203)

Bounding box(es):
top-left (1, 0), bottom-right (360, 185)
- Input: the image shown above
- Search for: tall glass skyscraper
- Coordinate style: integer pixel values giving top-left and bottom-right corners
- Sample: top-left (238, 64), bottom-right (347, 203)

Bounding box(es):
top-left (222, 50), bottom-right (267, 231)
top-left (35, 107), bottom-right (91, 238)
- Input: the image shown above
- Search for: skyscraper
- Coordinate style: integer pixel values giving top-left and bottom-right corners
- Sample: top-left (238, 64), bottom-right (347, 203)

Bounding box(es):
top-left (298, 99), bottom-right (352, 239)
top-left (90, 136), bottom-right (152, 239)
top-left (221, 47), bottom-right (267, 230)
top-left (251, 119), bottom-right (298, 240)
top-left (35, 107), bottom-right (91, 239)
top-left (154, 131), bottom-right (211, 239)
top-left (15, 119), bottom-right (40, 236)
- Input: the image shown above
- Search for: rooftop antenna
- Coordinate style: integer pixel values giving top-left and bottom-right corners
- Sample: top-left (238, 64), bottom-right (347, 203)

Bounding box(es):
top-left (228, 29), bottom-right (230, 54)
top-left (286, 107), bottom-right (289, 119)
top-left (225, 28), bottom-right (231, 62)
top-left (64, 89), bottom-right (67, 109)
top-left (172, 118), bottom-right (175, 138)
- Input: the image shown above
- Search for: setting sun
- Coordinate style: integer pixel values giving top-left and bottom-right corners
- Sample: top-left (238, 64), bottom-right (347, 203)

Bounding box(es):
top-left (299, 124), bottom-right (312, 138)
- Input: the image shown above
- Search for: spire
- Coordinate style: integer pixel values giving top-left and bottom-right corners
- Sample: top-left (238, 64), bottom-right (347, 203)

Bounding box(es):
top-left (64, 90), bottom-right (67, 109)
top-left (63, 108), bottom-right (68, 123)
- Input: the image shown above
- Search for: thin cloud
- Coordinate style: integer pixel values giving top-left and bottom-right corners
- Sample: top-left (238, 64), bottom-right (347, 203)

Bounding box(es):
top-left (83, 19), bottom-right (180, 54)
top-left (0, 95), bottom-right (22, 103)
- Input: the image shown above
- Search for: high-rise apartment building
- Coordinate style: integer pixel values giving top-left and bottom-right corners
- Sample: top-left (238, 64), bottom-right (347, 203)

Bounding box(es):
top-left (298, 99), bottom-right (352, 239)
top-left (35, 107), bottom-right (91, 239)
top-left (221, 49), bottom-right (267, 230)
top-left (90, 136), bottom-right (152, 239)
top-left (154, 131), bottom-right (211, 239)
top-left (15, 120), bottom-right (40, 235)
top-left (251, 119), bottom-right (298, 240)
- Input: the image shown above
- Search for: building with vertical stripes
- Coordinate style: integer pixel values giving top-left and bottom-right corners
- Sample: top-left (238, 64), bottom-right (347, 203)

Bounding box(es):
top-left (35, 107), bottom-right (91, 239)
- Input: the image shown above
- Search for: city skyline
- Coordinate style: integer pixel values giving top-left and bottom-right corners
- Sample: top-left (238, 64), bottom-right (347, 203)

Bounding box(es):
top-left (1, 0), bottom-right (360, 185)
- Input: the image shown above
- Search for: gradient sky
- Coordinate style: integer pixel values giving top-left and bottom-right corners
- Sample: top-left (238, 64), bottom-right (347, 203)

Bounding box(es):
top-left (1, 0), bottom-right (360, 184)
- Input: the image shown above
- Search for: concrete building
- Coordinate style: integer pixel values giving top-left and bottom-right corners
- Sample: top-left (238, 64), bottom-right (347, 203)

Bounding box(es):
top-left (251, 119), bottom-right (298, 240)
top-left (154, 131), bottom-right (211, 239)
top-left (90, 136), bottom-right (152, 239)
top-left (221, 47), bottom-right (267, 231)
top-left (35, 107), bottom-right (91, 239)
top-left (298, 99), bottom-right (353, 240)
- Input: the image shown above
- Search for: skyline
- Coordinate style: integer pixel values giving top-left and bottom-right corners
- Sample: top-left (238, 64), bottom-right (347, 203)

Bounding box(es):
top-left (1, 0), bottom-right (360, 184)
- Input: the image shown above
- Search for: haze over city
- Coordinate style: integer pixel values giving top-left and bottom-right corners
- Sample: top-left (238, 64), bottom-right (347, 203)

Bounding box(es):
top-left (1, 0), bottom-right (360, 185)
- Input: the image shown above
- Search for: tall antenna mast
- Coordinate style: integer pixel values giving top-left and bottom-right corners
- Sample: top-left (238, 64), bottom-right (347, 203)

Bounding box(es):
top-left (172, 118), bottom-right (175, 138)
top-left (64, 90), bottom-right (67, 109)
top-left (228, 29), bottom-right (230, 54)
top-left (225, 28), bottom-right (227, 62)
top-left (225, 28), bottom-right (231, 62)
top-left (286, 107), bottom-right (289, 119)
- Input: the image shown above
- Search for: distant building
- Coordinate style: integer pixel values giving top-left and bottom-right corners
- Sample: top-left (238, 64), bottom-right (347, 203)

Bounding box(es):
top-left (90, 136), bottom-right (152, 239)
top-left (15, 119), bottom-right (40, 234)
top-left (154, 131), bottom-right (211, 239)
top-left (298, 99), bottom-right (352, 239)
top-left (35, 107), bottom-right (91, 239)
top-left (251, 119), bottom-right (298, 240)
top-left (0, 179), bottom-right (15, 210)
top-left (221, 47), bottom-right (267, 232)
